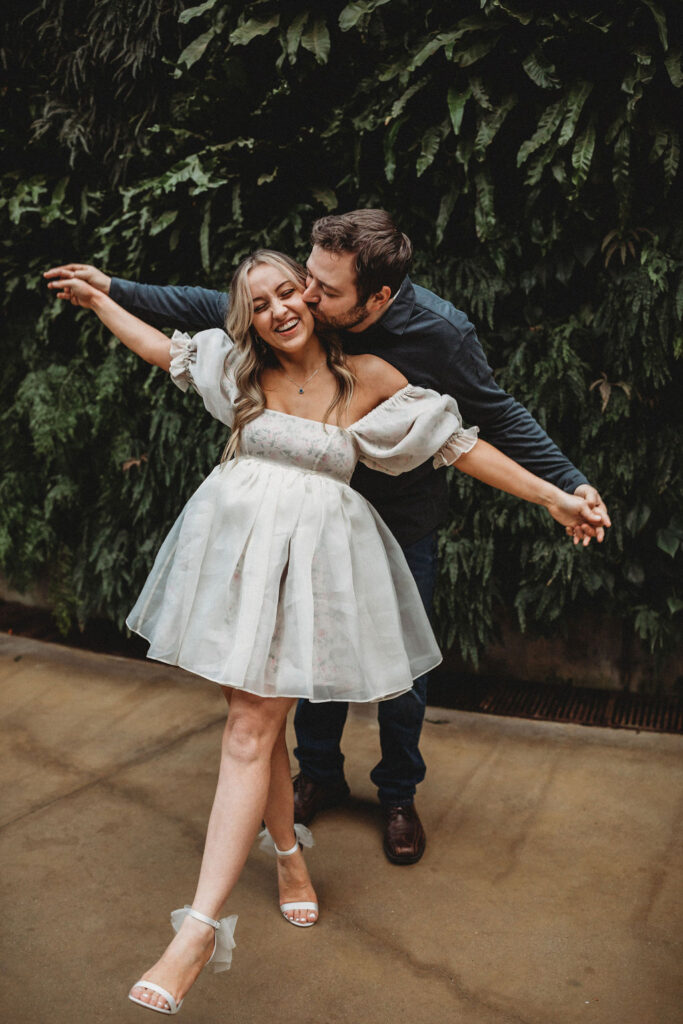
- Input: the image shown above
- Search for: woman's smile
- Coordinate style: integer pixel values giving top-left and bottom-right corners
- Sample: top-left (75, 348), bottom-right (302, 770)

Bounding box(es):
top-left (273, 316), bottom-right (301, 336)
top-left (248, 263), bottom-right (315, 353)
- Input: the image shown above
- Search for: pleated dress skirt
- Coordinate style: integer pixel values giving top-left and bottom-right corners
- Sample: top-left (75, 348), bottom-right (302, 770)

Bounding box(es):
top-left (126, 410), bottom-right (442, 703)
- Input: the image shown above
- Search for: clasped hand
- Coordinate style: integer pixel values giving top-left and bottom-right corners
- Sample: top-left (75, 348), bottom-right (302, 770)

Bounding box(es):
top-left (565, 484), bottom-right (611, 547)
top-left (44, 263), bottom-right (111, 306)
top-left (551, 486), bottom-right (610, 547)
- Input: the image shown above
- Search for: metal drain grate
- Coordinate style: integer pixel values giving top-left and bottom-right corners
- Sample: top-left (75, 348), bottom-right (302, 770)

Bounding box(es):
top-left (428, 678), bottom-right (683, 734)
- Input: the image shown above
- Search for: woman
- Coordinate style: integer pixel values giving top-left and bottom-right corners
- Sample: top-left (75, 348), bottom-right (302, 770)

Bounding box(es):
top-left (52, 250), bottom-right (601, 1015)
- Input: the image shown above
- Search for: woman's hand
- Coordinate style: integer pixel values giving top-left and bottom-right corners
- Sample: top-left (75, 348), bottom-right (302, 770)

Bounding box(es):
top-left (569, 484), bottom-right (611, 545)
top-left (546, 489), bottom-right (605, 543)
top-left (454, 440), bottom-right (610, 547)
top-left (44, 263), bottom-right (111, 296)
top-left (48, 276), bottom-right (102, 309)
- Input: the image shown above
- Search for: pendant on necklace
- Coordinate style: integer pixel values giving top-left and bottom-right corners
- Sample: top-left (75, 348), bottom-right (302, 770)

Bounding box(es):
top-left (279, 360), bottom-right (324, 395)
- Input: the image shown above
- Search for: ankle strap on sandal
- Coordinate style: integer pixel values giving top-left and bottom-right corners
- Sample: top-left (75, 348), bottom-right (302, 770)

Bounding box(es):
top-left (183, 905), bottom-right (221, 930)
top-left (259, 823), bottom-right (314, 857)
top-left (274, 839), bottom-right (300, 857)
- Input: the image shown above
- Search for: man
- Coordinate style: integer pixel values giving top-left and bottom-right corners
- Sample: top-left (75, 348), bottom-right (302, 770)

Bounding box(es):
top-left (45, 209), bottom-right (609, 865)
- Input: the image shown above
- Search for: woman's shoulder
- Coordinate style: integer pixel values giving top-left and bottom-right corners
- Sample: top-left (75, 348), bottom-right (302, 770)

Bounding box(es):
top-left (171, 327), bottom-right (234, 354)
top-left (347, 353), bottom-right (408, 399)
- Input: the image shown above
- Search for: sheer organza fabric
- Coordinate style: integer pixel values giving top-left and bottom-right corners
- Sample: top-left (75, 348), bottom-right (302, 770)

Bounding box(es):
top-left (125, 329), bottom-right (478, 702)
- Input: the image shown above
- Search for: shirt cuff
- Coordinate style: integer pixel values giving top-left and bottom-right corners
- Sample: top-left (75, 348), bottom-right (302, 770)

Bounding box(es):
top-left (109, 277), bottom-right (133, 307)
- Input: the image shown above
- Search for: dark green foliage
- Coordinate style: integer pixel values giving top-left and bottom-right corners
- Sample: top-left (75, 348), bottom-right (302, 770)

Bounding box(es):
top-left (1, 1), bottom-right (681, 670)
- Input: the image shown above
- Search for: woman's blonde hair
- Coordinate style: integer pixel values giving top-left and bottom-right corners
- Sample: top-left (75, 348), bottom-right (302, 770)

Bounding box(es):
top-left (222, 249), bottom-right (356, 460)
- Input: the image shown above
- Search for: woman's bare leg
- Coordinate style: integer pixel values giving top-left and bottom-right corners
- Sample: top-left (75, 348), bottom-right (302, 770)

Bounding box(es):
top-left (263, 723), bottom-right (318, 925)
top-left (263, 720), bottom-right (295, 845)
top-left (130, 689), bottom-right (294, 1012)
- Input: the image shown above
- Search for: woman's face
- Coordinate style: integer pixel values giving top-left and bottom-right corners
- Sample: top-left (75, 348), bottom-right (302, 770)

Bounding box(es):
top-left (248, 263), bottom-right (316, 356)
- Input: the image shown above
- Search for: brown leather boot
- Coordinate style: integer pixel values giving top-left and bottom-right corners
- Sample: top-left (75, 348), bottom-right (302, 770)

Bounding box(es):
top-left (293, 772), bottom-right (350, 825)
top-left (382, 803), bottom-right (426, 864)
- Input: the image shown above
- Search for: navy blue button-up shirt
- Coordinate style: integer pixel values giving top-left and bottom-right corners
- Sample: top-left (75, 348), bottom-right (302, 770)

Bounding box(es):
top-left (110, 275), bottom-right (587, 547)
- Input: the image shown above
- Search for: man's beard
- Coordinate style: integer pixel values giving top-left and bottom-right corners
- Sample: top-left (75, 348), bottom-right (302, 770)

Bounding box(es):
top-left (309, 302), bottom-right (369, 331)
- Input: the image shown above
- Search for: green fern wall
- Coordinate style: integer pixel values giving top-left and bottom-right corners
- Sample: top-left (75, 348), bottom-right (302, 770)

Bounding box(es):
top-left (1, 1), bottom-right (681, 686)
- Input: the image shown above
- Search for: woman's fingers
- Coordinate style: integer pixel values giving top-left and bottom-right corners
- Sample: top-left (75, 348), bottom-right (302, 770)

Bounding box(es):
top-left (578, 503), bottom-right (607, 545)
top-left (44, 263), bottom-right (111, 293)
top-left (48, 276), bottom-right (95, 307)
top-left (44, 264), bottom-right (82, 282)
top-left (49, 277), bottom-right (74, 299)
top-left (565, 512), bottom-right (606, 547)
top-left (567, 524), bottom-right (590, 546)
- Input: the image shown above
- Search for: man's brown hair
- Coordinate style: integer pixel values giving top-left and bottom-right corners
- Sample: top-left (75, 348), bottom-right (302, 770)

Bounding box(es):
top-left (310, 209), bottom-right (413, 304)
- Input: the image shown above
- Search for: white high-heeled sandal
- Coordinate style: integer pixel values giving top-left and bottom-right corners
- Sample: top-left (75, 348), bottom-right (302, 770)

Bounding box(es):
top-left (258, 823), bottom-right (319, 928)
top-left (128, 906), bottom-right (238, 1015)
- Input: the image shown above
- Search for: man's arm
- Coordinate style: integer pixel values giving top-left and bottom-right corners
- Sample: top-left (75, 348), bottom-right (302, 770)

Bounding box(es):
top-left (109, 279), bottom-right (228, 331)
top-left (45, 263), bottom-right (228, 331)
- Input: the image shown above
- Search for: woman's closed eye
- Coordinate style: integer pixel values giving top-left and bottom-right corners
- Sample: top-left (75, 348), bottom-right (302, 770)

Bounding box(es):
top-left (254, 289), bottom-right (296, 313)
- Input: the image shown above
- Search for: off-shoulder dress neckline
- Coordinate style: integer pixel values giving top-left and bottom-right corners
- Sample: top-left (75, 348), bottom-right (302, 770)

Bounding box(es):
top-left (263, 384), bottom-right (419, 431)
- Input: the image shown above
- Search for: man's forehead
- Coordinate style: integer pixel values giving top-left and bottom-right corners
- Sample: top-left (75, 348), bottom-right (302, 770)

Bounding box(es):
top-left (307, 246), bottom-right (356, 285)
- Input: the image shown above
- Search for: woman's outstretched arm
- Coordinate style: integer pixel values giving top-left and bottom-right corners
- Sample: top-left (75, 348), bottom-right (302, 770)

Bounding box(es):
top-left (454, 439), bottom-right (606, 540)
top-left (49, 276), bottom-right (172, 370)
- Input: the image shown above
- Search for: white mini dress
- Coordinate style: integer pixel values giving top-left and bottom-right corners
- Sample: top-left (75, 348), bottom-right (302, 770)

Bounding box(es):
top-left (126, 329), bottom-right (479, 703)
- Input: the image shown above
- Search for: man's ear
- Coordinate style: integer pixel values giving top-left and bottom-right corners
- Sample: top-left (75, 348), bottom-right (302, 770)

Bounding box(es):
top-left (367, 285), bottom-right (392, 311)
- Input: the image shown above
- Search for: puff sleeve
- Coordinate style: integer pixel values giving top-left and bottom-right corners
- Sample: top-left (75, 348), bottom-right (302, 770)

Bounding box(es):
top-left (348, 385), bottom-right (479, 476)
top-left (169, 328), bottom-right (239, 428)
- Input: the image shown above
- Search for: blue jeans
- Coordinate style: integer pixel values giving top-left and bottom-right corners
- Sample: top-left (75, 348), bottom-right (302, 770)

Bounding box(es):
top-left (293, 530), bottom-right (439, 806)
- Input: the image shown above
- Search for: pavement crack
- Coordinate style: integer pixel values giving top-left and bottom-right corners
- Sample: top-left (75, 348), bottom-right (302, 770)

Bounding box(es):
top-left (492, 748), bottom-right (561, 884)
top-left (431, 743), bottom-right (501, 836)
top-left (334, 912), bottom-right (537, 1024)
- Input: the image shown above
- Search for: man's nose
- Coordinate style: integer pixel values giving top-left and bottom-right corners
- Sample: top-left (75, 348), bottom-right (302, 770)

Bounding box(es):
top-left (301, 281), bottom-right (318, 303)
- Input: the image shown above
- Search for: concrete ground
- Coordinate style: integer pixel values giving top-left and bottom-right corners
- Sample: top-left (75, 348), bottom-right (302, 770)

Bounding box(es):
top-left (1, 634), bottom-right (681, 1024)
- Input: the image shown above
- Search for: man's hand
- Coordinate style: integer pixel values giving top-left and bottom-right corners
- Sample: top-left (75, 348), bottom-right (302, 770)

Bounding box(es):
top-left (567, 484), bottom-right (611, 547)
top-left (44, 263), bottom-right (111, 298)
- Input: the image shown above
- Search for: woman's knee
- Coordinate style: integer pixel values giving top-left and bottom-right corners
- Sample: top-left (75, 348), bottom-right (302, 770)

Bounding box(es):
top-left (222, 694), bottom-right (290, 764)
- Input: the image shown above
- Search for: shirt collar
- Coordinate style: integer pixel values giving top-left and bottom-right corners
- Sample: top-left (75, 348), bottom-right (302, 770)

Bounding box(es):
top-left (372, 276), bottom-right (415, 336)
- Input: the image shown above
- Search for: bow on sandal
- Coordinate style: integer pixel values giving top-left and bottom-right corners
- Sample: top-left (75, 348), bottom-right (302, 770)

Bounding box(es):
top-left (258, 823), bottom-right (319, 928)
top-left (128, 906), bottom-right (238, 1015)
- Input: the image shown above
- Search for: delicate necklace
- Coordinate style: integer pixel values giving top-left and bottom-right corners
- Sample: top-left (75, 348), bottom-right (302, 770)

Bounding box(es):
top-left (278, 359), bottom-right (326, 394)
